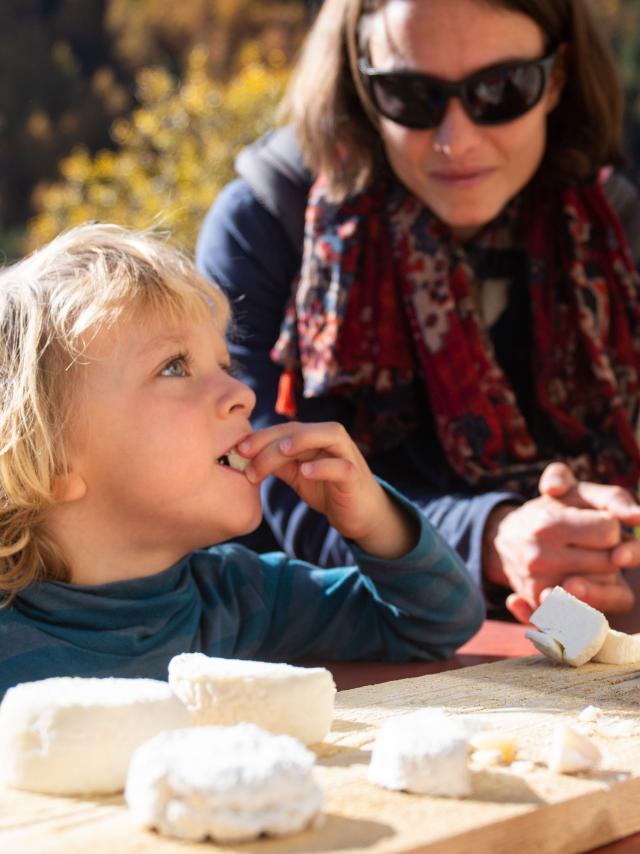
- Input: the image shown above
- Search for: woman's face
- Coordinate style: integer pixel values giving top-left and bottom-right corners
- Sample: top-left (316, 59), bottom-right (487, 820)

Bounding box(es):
top-left (367, 0), bottom-right (564, 239)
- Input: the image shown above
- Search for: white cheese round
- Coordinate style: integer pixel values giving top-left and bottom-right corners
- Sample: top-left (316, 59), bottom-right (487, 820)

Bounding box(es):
top-left (0, 677), bottom-right (190, 795)
top-left (168, 653), bottom-right (336, 744)
top-left (368, 708), bottom-right (471, 797)
top-left (125, 723), bottom-right (323, 842)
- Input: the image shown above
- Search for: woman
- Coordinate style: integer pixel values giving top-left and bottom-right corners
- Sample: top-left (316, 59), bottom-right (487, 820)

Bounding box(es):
top-left (196, 0), bottom-right (640, 623)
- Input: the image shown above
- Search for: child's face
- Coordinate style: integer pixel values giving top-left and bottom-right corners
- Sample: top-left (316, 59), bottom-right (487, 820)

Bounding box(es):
top-left (64, 308), bottom-right (261, 570)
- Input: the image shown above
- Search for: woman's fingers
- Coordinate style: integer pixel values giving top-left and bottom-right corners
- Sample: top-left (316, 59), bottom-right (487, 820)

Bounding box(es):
top-left (534, 504), bottom-right (621, 550)
top-left (571, 482), bottom-right (640, 525)
top-left (611, 537), bottom-right (640, 568)
top-left (538, 462), bottom-right (577, 497)
top-left (563, 573), bottom-right (634, 614)
top-left (506, 593), bottom-right (535, 624)
top-left (508, 572), bottom-right (634, 624)
top-left (538, 463), bottom-right (640, 524)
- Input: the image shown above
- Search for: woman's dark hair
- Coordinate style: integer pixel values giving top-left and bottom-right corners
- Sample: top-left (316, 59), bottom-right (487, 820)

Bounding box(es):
top-left (281, 0), bottom-right (624, 201)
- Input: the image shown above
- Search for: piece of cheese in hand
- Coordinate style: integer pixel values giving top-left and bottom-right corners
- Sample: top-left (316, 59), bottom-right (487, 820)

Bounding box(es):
top-left (0, 677), bottom-right (190, 795)
top-left (368, 709), bottom-right (471, 797)
top-left (592, 629), bottom-right (640, 664)
top-left (168, 653), bottom-right (336, 745)
top-left (227, 447), bottom-right (250, 472)
top-left (527, 586), bottom-right (609, 666)
top-left (125, 723), bottom-right (323, 842)
top-left (547, 723), bottom-right (601, 774)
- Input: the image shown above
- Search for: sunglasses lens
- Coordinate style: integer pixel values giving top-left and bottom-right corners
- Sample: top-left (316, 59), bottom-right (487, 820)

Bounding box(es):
top-left (467, 65), bottom-right (545, 123)
top-left (370, 75), bottom-right (447, 129)
top-left (365, 58), bottom-right (550, 129)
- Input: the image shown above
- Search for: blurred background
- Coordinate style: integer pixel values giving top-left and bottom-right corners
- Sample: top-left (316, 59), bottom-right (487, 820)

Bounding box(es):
top-left (1, 0), bottom-right (638, 260)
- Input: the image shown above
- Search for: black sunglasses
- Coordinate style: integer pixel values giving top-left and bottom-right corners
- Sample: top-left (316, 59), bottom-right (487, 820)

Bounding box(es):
top-left (358, 48), bottom-right (559, 130)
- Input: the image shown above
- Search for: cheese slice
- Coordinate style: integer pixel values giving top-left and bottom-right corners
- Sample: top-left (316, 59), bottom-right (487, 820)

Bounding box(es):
top-left (525, 629), bottom-right (564, 663)
top-left (168, 654), bottom-right (336, 745)
top-left (0, 677), bottom-right (190, 795)
top-left (592, 629), bottom-right (640, 664)
top-left (125, 723), bottom-right (323, 842)
top-left (368, 708), bottom-right (471, 797)
top-left (528, 587), bottom-right (609, 666)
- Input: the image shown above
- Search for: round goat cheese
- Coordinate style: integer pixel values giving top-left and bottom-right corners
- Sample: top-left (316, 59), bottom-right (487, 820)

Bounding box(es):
top-left (125, 723), bottom-right (323, 842)
top-left (368, 708), bottom-right (471, 797)
top-left (0, 677), bottom-right (190, 795)
top-left (168, 653), bottom-right (336, 744)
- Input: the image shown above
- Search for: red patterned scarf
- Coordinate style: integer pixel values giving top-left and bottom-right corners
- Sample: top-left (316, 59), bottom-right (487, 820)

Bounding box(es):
top-left (271, 177), bottom-right (640, 493)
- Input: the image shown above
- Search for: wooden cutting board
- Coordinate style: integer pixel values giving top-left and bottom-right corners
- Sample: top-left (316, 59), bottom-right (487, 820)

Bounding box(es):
top-left (3, 654), bottom-right (640, 854)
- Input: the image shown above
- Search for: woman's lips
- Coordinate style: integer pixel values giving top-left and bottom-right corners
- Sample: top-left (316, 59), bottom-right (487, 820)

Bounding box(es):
top-left (429, 167), bottom-right (496, 187)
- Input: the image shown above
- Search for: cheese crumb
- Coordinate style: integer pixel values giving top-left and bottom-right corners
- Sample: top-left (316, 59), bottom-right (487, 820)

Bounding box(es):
top-left (547, 723), bottom-right (601, 774)
top-left (468, 732), bottom-right (517, 764)
top-left (577, 705), bottom-right (602, 723)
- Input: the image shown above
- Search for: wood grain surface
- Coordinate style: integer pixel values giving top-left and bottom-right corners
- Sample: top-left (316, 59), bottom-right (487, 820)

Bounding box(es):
top-left (3, 654), bottom-right (640, 854)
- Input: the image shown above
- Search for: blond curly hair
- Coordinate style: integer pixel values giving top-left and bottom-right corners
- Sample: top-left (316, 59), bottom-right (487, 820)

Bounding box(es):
top-left (0, 223), bottom-right (230, 604)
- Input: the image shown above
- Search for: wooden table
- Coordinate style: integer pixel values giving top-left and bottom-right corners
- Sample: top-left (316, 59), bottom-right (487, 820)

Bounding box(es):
top-left (4, 619), bottom-right (640, 853)
top-left (313, 620), bottom-right (640, 854)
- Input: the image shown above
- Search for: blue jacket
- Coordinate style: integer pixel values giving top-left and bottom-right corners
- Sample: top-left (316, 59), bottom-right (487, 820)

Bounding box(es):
top-left (196, 127), bottom-right (640, 600)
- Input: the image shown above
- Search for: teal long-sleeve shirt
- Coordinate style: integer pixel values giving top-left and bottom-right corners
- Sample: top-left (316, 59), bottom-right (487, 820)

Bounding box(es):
top-left (0, 488), bottom-right (484, 698)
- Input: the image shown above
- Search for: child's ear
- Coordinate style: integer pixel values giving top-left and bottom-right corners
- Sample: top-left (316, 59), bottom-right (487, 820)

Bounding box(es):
top-left (52, 471), bottom-right (87, 503)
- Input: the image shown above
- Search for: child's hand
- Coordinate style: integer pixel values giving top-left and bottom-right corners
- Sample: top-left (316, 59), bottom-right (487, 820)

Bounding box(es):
top-left (236, 422), bottom-right (418, 559)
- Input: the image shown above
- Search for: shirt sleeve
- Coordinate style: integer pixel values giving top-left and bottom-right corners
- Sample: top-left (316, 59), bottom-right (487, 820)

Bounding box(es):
top-left (217, 483), bottom-right (485, 663)
top-left (259, 474), bottom-right (521, 592)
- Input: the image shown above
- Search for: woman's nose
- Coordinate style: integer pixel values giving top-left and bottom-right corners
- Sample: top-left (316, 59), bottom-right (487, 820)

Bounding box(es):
top-left (430, 97), bottom-right (483, 157)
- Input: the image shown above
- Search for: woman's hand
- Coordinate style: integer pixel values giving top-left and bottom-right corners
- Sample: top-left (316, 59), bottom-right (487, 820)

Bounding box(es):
top-left (237, 421), bottom-right (418, 559)
top-left (483, 462), bottom-right (640, 623)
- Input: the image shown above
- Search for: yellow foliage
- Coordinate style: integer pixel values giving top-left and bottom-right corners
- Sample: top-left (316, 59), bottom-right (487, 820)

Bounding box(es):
top-left (27, 49), bottom-right (288, 252)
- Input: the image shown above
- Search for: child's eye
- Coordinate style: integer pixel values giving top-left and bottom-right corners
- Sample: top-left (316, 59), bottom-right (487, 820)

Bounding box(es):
top-left (160, 354), bottom-right (190, 378)
top-left (223, 358), bottom-right (240, 377)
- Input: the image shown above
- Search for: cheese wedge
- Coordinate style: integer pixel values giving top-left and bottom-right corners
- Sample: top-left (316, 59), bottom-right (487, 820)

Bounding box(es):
top-left (0, 677), bottom-right (189, 795)
top-left (168, 654), bottom-right (336, 745)
top-left (528, 587), bottom-right (609, 666)
top-left (368, 709), bottom-right (471, 797)
top-left (592, 629), bottom-right (640, 664)
top-left (125, 723), bottom-right (323, 842)
top-left (547, 723), bottom-right (601, 774)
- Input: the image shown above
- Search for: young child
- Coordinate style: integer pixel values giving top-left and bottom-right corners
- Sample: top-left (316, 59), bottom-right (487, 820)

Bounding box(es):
top-left (0, 224), bottom-right (484, 697)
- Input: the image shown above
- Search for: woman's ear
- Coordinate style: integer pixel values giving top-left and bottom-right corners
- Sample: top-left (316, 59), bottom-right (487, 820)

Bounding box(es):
top-left (52, 471), bottom-right (87, 503)
top-left (545, 43), bottom-right (568, 113)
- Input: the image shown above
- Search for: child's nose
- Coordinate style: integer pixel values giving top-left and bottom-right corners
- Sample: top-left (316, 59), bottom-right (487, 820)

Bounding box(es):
top-left (216, 374), bottom-right (256, 418)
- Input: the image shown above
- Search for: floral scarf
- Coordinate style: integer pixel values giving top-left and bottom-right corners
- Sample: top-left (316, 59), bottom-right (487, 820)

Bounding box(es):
top-left (271, 176), bottom-right (640, 493)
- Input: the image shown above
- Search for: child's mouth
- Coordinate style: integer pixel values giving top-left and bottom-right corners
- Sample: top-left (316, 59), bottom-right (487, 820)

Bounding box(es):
top-left (216, 448), bottom-right (249, 473)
